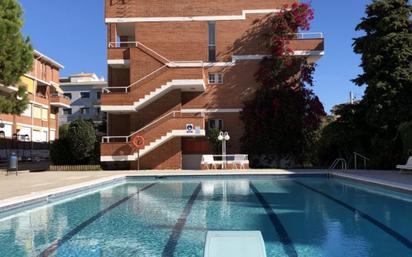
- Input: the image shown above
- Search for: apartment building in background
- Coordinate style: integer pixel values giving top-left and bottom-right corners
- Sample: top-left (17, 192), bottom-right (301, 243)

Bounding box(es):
top-left (59, 73), bottom-right (107, 125)
top-left (100, 0), bottom-right (324, 170)
top-left (0, 50), bottom-right (68, 143)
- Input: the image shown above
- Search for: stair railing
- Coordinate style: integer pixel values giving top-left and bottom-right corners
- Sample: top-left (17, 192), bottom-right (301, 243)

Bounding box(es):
top-left (329, 158), bottom-right (347, 171)
top-left (104, 41), bottom-right (205, 93)
top-left (354, 152), bottom-right (369, 170)
top-left (102, 111), bottom-right (205, 143)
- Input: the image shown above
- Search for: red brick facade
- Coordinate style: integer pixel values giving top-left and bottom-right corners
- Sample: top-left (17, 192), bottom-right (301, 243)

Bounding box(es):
top-left (0, 51), bottom-right (67, 143)
top-left (101, 0), bottom-right (324, 169)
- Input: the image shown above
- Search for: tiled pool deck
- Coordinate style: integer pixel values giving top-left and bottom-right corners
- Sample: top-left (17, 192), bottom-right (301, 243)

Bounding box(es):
top-left (0, 169), bottom-right (411, 212)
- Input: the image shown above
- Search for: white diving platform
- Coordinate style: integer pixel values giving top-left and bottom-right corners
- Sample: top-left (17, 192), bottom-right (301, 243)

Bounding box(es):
top-left (204, 231), bottom-right (267, 257)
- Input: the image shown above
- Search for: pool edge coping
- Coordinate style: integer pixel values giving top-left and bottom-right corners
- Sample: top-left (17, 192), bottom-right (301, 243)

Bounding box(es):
top-left (331, 172), bottom-right (412, 194)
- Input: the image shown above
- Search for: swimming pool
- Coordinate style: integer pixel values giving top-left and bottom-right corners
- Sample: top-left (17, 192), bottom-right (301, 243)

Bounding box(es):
top-left (1, 175), bottom-right (412, 257)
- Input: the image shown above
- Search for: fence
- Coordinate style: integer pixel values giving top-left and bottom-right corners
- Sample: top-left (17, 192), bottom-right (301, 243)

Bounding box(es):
top-left (0, 138), bottom-right (50, 162)
top-left (49, 165), bottom-right (102, 171)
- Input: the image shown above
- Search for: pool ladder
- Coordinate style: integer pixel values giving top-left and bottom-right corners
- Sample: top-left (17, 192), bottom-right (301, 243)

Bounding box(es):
top-left (329, 158), bottom-right (348, 171)
top-left (353, 152), bottom-right (369, 170)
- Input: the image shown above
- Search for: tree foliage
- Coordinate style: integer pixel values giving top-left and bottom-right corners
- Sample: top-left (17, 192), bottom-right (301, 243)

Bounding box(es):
top-left (207, 128), bottom-right (222, 154)
top-left (241, 3), bottom-right (325, 167)
top-left (399, 121), bottom-right (412, 157)
top-left (51, 120), bottom-right (97, 165)
top-left (315, 0), bottom-right (412, 169)
top-left (69, 119), bottom-right (96, 163)
top-left (353, 0), bottom-right (412, 130)
top-left (0, 86), bottom-right (29, 114)
top-left (0, 0), bottom-right (32, 114)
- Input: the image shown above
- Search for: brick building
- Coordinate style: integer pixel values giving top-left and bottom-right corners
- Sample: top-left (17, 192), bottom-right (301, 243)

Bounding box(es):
top-left (0, 50), bottom-right (68, 165)
top-left (0, 50), bottom-right (68, 143)
top-left (100, 0), bottom-right (324, 170)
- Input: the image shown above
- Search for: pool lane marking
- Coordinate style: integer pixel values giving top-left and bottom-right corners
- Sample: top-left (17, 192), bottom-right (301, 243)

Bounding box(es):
top-left (37, 183), bottom-right (157, 257)
top-left (294, 181), bottom-right (412, 251)
top-left (250, 182), bottom-right (299, 257)
top-left (162, 183), bottom-right (202, 257)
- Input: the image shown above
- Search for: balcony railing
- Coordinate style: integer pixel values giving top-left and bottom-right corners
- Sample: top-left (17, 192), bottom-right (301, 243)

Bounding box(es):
top-left (51, 93), bottom-right (71, 101)
top-left (294, 32), bottom-right (324, 39)
top-left (50, 93), bottom-right (71, 108)
top-left (108, 41), bottom-right (139, 48)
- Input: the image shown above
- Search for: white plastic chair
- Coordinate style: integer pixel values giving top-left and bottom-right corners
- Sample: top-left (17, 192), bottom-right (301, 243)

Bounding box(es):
top-left (202, 155), bottom-right (218, 169)
top-left (397, 156), bottom-right (412, 172)
top-left (231, 155), bottom-right (248, 169)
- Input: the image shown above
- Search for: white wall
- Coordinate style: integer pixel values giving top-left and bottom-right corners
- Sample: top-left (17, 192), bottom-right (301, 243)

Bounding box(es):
top-left (50, 130), bottom-right (56, 141)
top-left (33, 130), bottom-right (48, 142)
top-left (18, 126), bottom-right (31, 140)
top-left (0, 124), bottom-right (12, 138)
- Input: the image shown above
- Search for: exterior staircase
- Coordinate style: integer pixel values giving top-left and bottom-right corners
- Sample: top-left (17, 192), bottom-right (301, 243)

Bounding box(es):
top-left (101, 111), bottom-right (205, 162)
top-left (102, 41), bottom-right (206, 113)
top-left (101, 77), bottom-right (205, 112)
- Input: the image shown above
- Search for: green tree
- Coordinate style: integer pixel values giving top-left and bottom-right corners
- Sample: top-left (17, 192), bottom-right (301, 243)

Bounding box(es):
top-left (50, 124), bottom-right (73, 165)
top-left (0, 0), bottom-right (33, 114)
top-left (351, 0), bottom-right (412, 168)
top-left (399, 121), bottom-right (412, 157)
top-left (68, 119), bottom-right (96, 164)
top-left (207, 128), bottom-right (222, 154)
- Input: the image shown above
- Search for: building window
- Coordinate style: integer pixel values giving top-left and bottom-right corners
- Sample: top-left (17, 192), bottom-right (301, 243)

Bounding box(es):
top-left (81, 107), bottom-right (90, 114)
top-left (208, 73), bottom-right (223, 84)
top-left (96, 107), bottom-right (101, 115)
top-left (208, 21), bottom-right (216, 62)
top-left (41, 108), bottom-right (48, 121)
top-left (80, 92), bottom-right (90, 98)
top-left (207, 119), bottom-right (223, 131)
top-left (96, 91), bottom-right (101, 100)
top-left (33, 106), bottom-right (42, 119)
top-left (63, 93), bottom-right (72, 99)
top-left (63, 108), bottom-right (72, 115)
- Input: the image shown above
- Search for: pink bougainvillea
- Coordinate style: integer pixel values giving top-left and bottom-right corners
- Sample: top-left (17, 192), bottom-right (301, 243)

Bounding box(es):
top-left (241, 2), bottom-right (325, 165)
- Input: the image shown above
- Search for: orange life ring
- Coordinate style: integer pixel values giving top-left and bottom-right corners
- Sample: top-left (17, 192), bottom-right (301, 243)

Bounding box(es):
top-left (131, 135), bottom-right (145, 150)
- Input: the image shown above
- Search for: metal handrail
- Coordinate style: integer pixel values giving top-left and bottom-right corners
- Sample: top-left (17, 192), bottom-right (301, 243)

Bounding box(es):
top-left (330, 158), bottom-right (347, 171)
top-left (102, 111), bottom-right (205, 143)
top-left (108, 41), bottom-right (138, 48)
top-left (294, 32), bottom-right (324, 39)
top-left (354, 152), bottom-right (369, 170)
top-left (102, 64), bottom-right (168, 93)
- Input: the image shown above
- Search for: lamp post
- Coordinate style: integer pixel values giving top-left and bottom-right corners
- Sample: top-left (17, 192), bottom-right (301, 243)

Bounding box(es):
top-left (218, 131), bottom-right (230, 169)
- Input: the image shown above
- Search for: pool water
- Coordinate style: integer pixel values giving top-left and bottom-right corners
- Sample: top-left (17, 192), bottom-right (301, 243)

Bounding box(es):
top-left (1, 176), bottom-right (412, 257)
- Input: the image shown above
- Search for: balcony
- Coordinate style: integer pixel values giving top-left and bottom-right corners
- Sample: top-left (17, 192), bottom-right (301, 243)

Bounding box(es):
top-left (50, 94), bottom-right (71, 108)
top-left (289, 33), bottom-right (324, 62)
top-left (0, 84), bottom-right (18, 94)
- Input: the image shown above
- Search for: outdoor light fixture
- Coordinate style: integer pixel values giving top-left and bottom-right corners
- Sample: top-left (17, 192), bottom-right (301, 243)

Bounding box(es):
top-left (218, 131), bottom-right (230, 168)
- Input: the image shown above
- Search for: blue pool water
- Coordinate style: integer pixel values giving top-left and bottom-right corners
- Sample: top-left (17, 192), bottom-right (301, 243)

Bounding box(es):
top-left (1, 175), bottom-right (412, 257)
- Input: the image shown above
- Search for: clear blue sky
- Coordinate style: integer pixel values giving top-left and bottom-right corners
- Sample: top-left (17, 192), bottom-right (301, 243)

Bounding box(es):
top-left (19, 0), bottom-right (370, 113)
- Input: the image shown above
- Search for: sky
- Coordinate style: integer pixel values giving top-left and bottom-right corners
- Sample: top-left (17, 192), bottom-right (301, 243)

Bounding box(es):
top-left (19, 0), bottom-right (371, 113)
